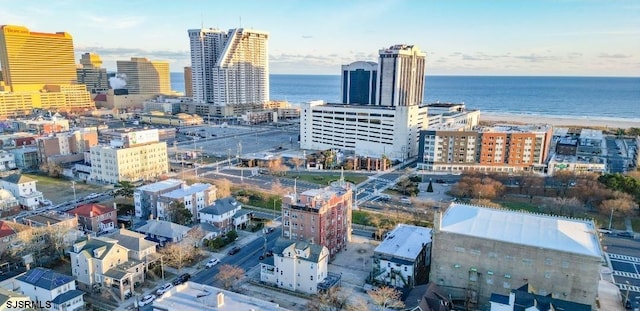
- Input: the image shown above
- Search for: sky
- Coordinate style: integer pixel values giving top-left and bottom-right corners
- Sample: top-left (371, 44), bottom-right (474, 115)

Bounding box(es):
top-left (1, 0), bottom-right (639, 76)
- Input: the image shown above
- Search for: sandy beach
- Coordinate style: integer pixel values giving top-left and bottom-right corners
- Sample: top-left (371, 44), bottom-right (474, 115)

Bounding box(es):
top-left (482, 112), bottom-right (640, 129)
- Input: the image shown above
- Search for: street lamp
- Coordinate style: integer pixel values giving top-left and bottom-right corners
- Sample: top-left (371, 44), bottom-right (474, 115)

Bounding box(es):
top-left (71, 181), bottom-right (77, 207)
top-left (609, 207), bottom-right (615, 231)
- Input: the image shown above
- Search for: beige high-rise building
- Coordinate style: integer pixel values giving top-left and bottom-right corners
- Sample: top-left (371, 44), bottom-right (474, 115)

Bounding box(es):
top-left (116, 57), bottom-right (170, 95)
top-left (0, 25), bottom-right (94, 118)
top-left (77, 52), bottom-right (108, 93)
top-left (184, 66), bottom-right (192, 98)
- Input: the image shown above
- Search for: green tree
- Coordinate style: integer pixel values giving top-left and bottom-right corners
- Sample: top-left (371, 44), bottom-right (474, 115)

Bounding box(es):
top-left (114, 180), bottom-right (135, 198)
top-left (426, 180), bottom-right (434, 193)
top-left (166, 200), bottom-right (193, 225)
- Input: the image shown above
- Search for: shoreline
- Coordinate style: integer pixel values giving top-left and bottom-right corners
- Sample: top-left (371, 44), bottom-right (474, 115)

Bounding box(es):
top-left (481, 112), bottom-right (640, 129)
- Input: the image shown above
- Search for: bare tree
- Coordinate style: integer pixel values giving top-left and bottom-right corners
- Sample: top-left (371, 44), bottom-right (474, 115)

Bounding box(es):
top-left (600, 196), bottom-right (638, 217)
top-left (367, 286), bottom-right (405, 310)
top-left (290, 157), bottom-right (304, 172)
top-left (270, 179), bottom-right (291, 195)
top-left (306, 288), bottom-right (366, 311)
top-left (213, 178), bottom-right (232, 198)
top-left (540, 197), bottom-right (585, 217)
top-left (160, 239), bottom-right (200, 273)
top-left (268, 157), bottom-right (288, 176)
top-left (215, 264), bottom-right (245, 289)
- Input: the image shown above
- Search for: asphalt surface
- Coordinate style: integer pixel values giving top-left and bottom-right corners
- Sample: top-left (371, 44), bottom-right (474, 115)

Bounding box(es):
top-left (603, 234), bottom-right (640, 304)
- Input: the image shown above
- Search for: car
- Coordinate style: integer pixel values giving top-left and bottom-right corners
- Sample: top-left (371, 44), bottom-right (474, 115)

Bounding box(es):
top-left (617, 232), bottom-right (635, 238)
top-left (400, 197), bottom-right (412, 204)
top-left (228, 246), bottom-right (241, 255)
top-left (264, 227), bottom-right (275, 234)
top-left (173, 273), bottom-right (191, 285)
top-left (139, 294), bottom-right (156, 306)
top-left (156, 283), bottom-right (174, 296)
top-left (259, 250), bottom-right (274, 260)
top-left (205, 258), bottom-right (220, 268)
top-left (378, 194), bottom-right (391, 201)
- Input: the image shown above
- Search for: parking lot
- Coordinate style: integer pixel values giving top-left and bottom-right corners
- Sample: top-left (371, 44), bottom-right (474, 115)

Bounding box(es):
top-left (604, 235), bottom-right (640, 304)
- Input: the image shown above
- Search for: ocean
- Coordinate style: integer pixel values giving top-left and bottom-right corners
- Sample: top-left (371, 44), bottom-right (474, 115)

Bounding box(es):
top-left (170, 73), bottom-right (640, 121)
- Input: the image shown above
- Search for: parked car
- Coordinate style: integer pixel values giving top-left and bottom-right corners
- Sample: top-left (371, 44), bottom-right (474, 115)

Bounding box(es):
top-left (259, 250), bottom-right (274, 260)
top-left (400, 197), bottom-right (412, 204)
top-left (617, 231), bottom-right (635, 238)
top-left (205, 258), bottom-right (220, 268)
top-left (139, 294), bottom-right (156, 306)
top-left (156, 283), bottom-right (174, 296)
top-left (173, 273), bottom-right (191, 285)
top-left (228, 246), bottom-right (241, 255)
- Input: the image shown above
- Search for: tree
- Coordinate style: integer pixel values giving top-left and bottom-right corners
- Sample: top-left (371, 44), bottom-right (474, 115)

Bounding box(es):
top-left (39, 162), bottom-right (63, 177)
top-left (600, 196), bottom-right (638, 217)
top-left (270, 179), bottom-right (290, 195)
top-left (306, 288), bottom-right (365, 311)
top-left (160, 237), bottom-right (200, 273)
top-left (213, 178), bottom-right (232, 198)
top-left (394, 178), bottom-right (418, 196)
top-left (268, 157), bottom-right (288, 176)
top-left (166, 201), bottom-right (193, 225)
top-left (290, 157), bottom-right (304, 172)
top-left (215, 264), bottom-right (245, 289)
top-left (114, 180), bottom-right (135, 198)
top-left (367, 286), bottom-right (405, 310)
top-left (540, 197), bottom-right (585, 217)
top-left (426, 180), bottom-right (433, 193)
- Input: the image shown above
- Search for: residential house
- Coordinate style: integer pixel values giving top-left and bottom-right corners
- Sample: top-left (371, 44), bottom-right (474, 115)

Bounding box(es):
top-left (156, 182), bottom-right (216, 222)
top-left (0, 174), bottom-right (44, 210)
top-left (489, 284), bottom-right (591, 311)
top-left (133, 179), bottom-right (183, 219)
top-left (0, 151), bottom-right (16, 172)
top-left (66, 203), bottom-right (117, 233)
top-left (16, 267), bottom-right (84, 311)
top-left (69, 236), bottom-right (145, 301)
top-left (10, 147), bottom-right (39, 171)
top-left (105, 228), bottom-right (161, 272)
top-left (0, 189), bottom-right (19, 212)
top-left (22, 212), bottom-right (84, 247)
top-left (372, 224), bottom-right (432, 288)
top-left (0, 288), bottom-right (31, 310)
top-left (260, 238), bottom-right (337, 295)
top-left (135, 219), bottom-right (190, 246)
top-left (198, 197), bottom-right (251, 233)
top-left (0, 220), bottom-right (31, 257)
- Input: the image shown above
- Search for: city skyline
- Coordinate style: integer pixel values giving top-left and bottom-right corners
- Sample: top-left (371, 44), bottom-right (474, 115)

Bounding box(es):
top-left (1, 0), bottom-right (638, 76)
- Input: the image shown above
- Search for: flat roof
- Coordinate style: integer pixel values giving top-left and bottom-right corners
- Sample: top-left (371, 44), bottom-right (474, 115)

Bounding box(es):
top-left (162, 183), bottom-right (211, 198)
top-left (439, 204), bottom-right (602, 258)
top-left (136, 179), bottom-right (183, 192)
top-left (375, 224), bottom-right (432, 260)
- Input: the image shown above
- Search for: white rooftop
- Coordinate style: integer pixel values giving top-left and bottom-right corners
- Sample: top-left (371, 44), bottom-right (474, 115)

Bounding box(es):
top-left (136, 179), bottom-right (183, 193)
top-left (375, 224), bottom-right (432, 260)
top-left (162, 183), bottom-right (212, 198)
top-left (439, 204), bottom-right (602, 258)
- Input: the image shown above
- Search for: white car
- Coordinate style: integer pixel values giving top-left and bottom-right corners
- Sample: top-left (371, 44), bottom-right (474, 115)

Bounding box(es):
top-left (205, 258), bottom-right (219, 268)
top-left (139, 294), bottom-right (156, 306)
top-left (156, 283), bottom-right (173, 296)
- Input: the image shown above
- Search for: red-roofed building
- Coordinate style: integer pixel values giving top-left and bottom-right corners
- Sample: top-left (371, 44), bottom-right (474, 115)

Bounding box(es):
top-left (0, 220), bottom-right (31, 256)
top-left (67, 203), bottom-right (117, 233)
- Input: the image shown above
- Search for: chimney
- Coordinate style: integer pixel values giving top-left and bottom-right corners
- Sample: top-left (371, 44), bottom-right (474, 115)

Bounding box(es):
top-left (86, 233), bottom-right (91, 241)
top-left (113, 202), bottom-right (117, 211)
top-left (121, 223), bottom-right (125, 229)
top-left (216, 292), bottom-right (224, 307)
top-left (89, 211), bottom-right (94, 218)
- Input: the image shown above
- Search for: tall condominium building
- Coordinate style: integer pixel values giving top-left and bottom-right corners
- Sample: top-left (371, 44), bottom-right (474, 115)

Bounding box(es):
top-left (77, 52), bottom-right (108, 93)
top-left (417, 123), bottom-right (552, 173)
top-left (377, 44), bottom-right (425, 107)
top-left (188, 27), bottom-right (269, 105)
top-left (116, 57), bottom-right (171, 95)
top-left (341, 61), bottom-right (377, 105)
top-left (281, 179), bottom-right (352, 258)
top-left (0, 25), bottom-right (94, 118)
top-left (183, 66), bottom-right (192, 98)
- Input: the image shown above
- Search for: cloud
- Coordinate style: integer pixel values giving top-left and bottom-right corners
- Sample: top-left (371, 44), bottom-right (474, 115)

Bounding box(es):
top-left (512, 54), bottom-right (558, 63)
top-left (598, 53), bottom-right (631, 59)
top-left (567, 52), bottom-right (583, 59)
top-left (301, 35), bottom-right (313, 39)
top-left (82, 15), bottom-right (146, 29)
top-left (76, 46), bottom-right (188, 60)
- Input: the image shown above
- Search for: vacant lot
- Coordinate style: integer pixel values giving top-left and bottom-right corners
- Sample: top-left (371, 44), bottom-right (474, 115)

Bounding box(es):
top-left (24, 174), bottom-right (111, 205)
top-left (283, 172), bottom-right (368, 185)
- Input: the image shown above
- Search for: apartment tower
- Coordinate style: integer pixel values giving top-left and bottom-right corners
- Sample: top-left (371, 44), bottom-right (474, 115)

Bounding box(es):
top-left (187, 27), bottom-right (269, 105)
top-left (341, 61), bottom-right (377, 105)
top-left (377, 44), bottom-right (426, 107)
top-left (116, 57), bottom-right (171, 95)
top-left (183, 66), bottom-right (193, 98)
top-left (77, 52), bottom-right (108, 93)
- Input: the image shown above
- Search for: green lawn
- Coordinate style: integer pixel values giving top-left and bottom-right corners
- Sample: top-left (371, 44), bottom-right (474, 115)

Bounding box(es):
top-left (283, 172), bottom-right (368, 185)
top-left (24, 174), bottom-right (110, 205)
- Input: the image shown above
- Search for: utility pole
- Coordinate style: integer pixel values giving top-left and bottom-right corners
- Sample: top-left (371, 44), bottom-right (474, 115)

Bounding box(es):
top-left (71, 181), bottom-right (77, 207)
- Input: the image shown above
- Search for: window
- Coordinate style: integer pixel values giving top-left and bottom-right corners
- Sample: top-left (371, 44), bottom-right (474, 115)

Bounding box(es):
top-left (310, 276), bottom-right (313, 281)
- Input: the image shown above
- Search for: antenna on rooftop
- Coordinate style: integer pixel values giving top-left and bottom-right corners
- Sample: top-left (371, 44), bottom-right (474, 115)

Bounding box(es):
top-left (239, 16), bottom-right (242, 28)
top-left (200, 13), bottom-right (204, 29)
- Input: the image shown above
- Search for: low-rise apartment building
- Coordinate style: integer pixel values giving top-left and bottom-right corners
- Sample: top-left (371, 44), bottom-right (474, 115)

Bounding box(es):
top-left (157, 182), bottom-right (216, 222)
top-left (134, 178), bottom-right (184, 219)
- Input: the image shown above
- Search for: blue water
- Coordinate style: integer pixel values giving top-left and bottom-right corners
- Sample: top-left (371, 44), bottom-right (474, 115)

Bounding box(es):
top-left (171, 73), bottom-right (640, 121)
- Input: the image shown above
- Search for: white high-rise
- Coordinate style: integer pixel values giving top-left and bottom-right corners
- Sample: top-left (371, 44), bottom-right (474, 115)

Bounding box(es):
top-left (188, 28), bottom-right (269, 105)
top-left (377, 44), bottom-right (425, 107)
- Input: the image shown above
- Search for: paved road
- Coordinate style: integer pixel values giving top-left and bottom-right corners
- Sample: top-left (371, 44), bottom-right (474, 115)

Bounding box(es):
top-left (603, 235), bottom-right (640, 305)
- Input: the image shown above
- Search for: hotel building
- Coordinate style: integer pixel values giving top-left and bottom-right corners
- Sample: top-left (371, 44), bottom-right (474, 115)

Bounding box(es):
top-left (76, 52), bottom-right (108, 93)
top-left (0, 25), bottom-right (94, 118)
top-left (183, 66), bottom-right (192, 98)
top-left (377, 44), bottom-right (425, 107)
top-left (116, 57), bottom-right (171, 95)
top-left (417, 124), bottom-right (552, 173)
top-left (89, 129), bottom-right (168, 184)
top-left (188, 27), bottom-right (268, 105)
top-left (341, 61), bottom-right (377, 105)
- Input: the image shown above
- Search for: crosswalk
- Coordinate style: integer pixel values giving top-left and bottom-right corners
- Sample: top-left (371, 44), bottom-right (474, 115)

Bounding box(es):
top-left (614, 271), bottom-right (640, 279)
top-left (609, 253), bottom-right (640, 263)
top-left (609, 253), bottom-right (640, 293)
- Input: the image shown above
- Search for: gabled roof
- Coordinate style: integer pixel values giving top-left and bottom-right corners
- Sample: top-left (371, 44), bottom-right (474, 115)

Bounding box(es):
top-left (2, 174), bottom-right (35, 185)
top-left (51, 289), bottom-right (84, 304)
top-left (107, 228), bottom-right (157, 251)
top-left (199, 197), bottom-right (240, 215)
top-left (135, 219), bottom-right (190, 239)
top-left (17, 268), bottom-right (75, 290)
top-left (0, 288), bottom-right (28, 306)
top-left (68, 203), bottom-right (114, 218)
top-left (72, 238), bottom-right (119, 260)
top-left (0, 221), bottom-right (29, 239)
top-left (272, 237), bottom-right (327, 263)
top-left (439, 204), bottom-right (603, 258)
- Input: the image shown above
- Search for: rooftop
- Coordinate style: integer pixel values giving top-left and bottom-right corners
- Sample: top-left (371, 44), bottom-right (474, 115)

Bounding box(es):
top-left (16, 267), bottom-right (75, 290)
top-left (0, 288), bottom-right (29, 306)
top-left (0, 220), bottom-right (29, 239)
top-left (136, 179), bottom-right (183, 193)
top-left (480, 123), bottom-right (552, 134)
top-left (106, 228), bottom-right (157, 251)
top-left (162, 183), bottom-right (213, 199)
top-left (136, 219), bottom-right (190, 239)
top-left (1, 173), bottom-right (35, 184)
top-left (199, 197), bottom-right (241, 216)
top-left (438, 203), bottom-right (602, 258)
top-left (272, 238), bottom-right (328, 263)
top-left (24, 212), bottom-right (74, 226)
top-left (67, 203), bottom-right (115, 218)
top-left (152, 281), bottom-right (289, 311)
top-left (375, 224), bottom-right (432, 260)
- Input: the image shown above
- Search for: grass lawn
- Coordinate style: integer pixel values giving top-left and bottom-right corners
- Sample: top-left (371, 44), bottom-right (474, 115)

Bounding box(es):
top-left (283, 172), bottom-right (368, 185)
top-left (24, 174), bottom-right (110, 205)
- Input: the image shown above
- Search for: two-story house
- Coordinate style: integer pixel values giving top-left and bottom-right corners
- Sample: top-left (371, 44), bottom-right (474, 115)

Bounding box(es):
top-left (66, 203), bottom-right (117, 233)
top-left (372, 224), bottom-right (432, 288)
top-left (0, 174), bottom-right (44, 210)
top-left (198, 197), bottom-right (251, 233)
top-left (156, 182), bottom-right (216, 222)
top-left (23, 212), bottom-right (84, 248)
top-left (69, 235), bottom-right (144, 301)
top-left (0, 189), bottom-right (20, 212)
top-left (134, 179), bottom-right (183, 219)
top-left (260, 238), bottom-right (337, 295)
top-left (16, 267), bottom-right (84, 311)
top-left (106, 228), bottom-right (161, 273)
top-left (135, 219), bottom-right (191, 246)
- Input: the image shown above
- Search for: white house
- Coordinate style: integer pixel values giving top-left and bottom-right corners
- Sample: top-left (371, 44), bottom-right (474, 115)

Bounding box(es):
top-left (0, 174), bottom-right (44, 210)
top-left (373, 224), bottom-right (432, 288)
top-left (0, 151), bottom-right (16, 172)
top-left (260, 238), bottom-right (337, 295)
top-left (156, 182), bottom-right (216, 222)
top-left (16, 267), bottom-right (84, 311)
top-left (198, 197), bottom-right (250, 233)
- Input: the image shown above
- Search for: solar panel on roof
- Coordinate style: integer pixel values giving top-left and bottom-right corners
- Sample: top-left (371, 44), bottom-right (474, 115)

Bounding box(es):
top-left (53, 276), bottom-right (68, 287)
top-left (26, 268), bottom-right (45, 283)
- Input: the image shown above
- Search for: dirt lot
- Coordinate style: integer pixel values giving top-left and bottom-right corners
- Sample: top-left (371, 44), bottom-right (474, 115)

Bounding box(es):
top-left (24, 174), bottom-right (111, 205)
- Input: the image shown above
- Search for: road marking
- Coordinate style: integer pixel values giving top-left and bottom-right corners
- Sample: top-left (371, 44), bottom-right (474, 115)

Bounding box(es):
top-left (613, 271), bottom-right (640, 279)
top-left (609, 253), bottom-right (640, 263)
top-left (618, 283), bottom-right (640, 293)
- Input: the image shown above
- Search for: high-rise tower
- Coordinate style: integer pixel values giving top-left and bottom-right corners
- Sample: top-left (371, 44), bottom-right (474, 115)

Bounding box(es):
top-left (188, 27), bottom-right (269, 105)
top-left (116, 57), bottom-right (171, 95)
top-left (341, 61), bottom-right (377, 105)
top-left (377, 44), bottom-right (425, 107)
top-left (77, 52), bottom-right (108, 93)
